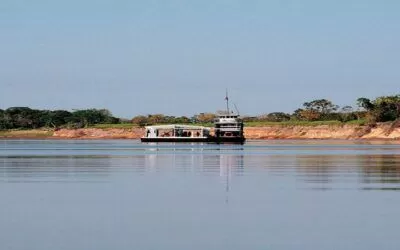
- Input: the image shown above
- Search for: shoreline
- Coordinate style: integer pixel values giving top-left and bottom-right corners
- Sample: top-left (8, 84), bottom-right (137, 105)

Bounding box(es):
top-left (1, 123), bottom-right (400, 140)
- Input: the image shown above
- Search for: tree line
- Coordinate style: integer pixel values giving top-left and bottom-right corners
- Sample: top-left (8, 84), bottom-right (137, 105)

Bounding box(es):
top-left (1, 94), bottom-right (400, 129)
top-left (130, 95), bottom-right (400, 125)
top-left (0, 107), bottom-right (119, 129)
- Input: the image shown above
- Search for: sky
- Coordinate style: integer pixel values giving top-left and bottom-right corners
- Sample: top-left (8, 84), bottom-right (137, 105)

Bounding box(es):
top-left (1, 0), bottom-right (400, 118)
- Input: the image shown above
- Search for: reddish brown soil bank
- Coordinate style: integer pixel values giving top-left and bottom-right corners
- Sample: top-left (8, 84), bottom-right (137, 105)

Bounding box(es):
top-left (49, 124), bottom-right (400, 140)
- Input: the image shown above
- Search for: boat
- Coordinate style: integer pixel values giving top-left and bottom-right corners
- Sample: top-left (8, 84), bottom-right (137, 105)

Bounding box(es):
top-left (213, 111), bottom-right (245, 144)
top-left (140, 91), bottom-right (246, 144)
top-left (212, 90), bottom-right (246, 144)
top-left (140, 124), bottom-right (211, 143)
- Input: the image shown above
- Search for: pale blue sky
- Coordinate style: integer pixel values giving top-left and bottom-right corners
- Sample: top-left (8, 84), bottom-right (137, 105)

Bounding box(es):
top-left (1, 0), bottom-right (400, 118)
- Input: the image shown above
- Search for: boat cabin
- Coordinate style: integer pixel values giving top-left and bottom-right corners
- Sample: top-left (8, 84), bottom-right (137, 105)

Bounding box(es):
top-left (213, 113), bottom-right (245, 141)
top-left (142, 124), bottom-right (211, 142)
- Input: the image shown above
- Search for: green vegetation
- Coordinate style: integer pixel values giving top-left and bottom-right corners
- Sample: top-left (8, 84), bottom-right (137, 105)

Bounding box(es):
top-left (345, 119), bottom-right (367, 126)
top-left (127, 97), bottom-right (379, 127)
top-left (1, 94), bottom-right (399, 131)
top-left (240, 95), bottom-right (400, 126)
top-left (0, 107), bottom-right (120, 130)
top-left (246, 120), bottom-right (342, 127)
top-left (130, 113), bottom-right (215, 127)
top-left (245, 119), bottom-right (367, 127)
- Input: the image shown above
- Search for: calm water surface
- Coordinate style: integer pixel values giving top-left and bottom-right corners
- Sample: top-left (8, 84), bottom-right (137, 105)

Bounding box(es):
top-left (1, 139), bottom-right (400, 250)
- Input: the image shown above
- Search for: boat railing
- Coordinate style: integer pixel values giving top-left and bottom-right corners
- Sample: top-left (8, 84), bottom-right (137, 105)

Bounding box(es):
top-left (215, 127), bottom-right (242, 132)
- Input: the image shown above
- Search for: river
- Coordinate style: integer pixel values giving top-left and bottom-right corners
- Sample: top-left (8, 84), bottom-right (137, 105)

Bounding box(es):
top-left (0, 139), bottom-right (399, 250)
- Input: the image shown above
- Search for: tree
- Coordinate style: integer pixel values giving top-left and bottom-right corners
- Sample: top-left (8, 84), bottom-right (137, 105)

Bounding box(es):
top-left (299, 109), bottom-right (321, 121)
top-left (356, 95), bottom-right (400, 123)
top-left (292, 109), bottom-right (305, 120)
top-left (0, 107), bottom-right (120, 129)
top-left (372, 95), bottom-right (400, 122)
top-left (193, 113), bottom-right (216, 123)
top-left (357, 97), bottom-right (374, 111)
top-left (0, 109), bottom-right (13, 129)
top-left (172, 116), bottom-right (191, 124)
top-left (70, 109), bottom-right (115, 127)
top-left (4, 107), bottom-right (45, 129)
top-left (147, 114), bottom-right (166, 124)
top-left (303, 99), bottom-right (338, 114)
top-left (290, 109), bottom-right (319, 121)
top-left (258, 112), bottom-right (290, 122)
top-left (301, 99), bottom-right (339, 121)
top-left (40, 110), bottom-right (73, 128)
top-left (131, 115), bottom-right (149, 127)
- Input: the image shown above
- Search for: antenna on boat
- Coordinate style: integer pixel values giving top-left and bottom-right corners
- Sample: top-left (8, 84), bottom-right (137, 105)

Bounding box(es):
top-left (234, 103), bottom-right (240, 116)
top-left (225, 89), bottom-right (230, 114)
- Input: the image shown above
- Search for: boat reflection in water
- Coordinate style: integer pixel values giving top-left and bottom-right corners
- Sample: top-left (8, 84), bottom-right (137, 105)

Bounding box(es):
top-left (219, 152), bottom-right (244, 203)
top-left (143, 144), bottom-right (244, 200)
top-left (143, 143), bottom-right (243, 169)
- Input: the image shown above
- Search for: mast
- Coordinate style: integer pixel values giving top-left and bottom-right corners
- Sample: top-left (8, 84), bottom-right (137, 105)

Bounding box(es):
top-left (225, 89), bottom-right (230, 114)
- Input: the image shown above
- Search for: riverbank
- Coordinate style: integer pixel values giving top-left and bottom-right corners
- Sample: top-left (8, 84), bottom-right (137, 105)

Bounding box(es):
top-left (0, 129), bottom-right (54, 139)
top-left (1, 123), bottom-right (400, 140)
